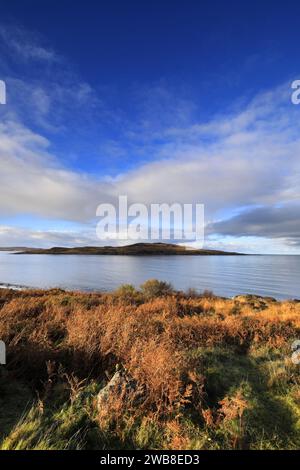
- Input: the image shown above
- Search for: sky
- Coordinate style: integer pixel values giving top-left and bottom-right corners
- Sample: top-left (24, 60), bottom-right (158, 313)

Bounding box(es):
top-left (0, 0), bottom-right (300, 253)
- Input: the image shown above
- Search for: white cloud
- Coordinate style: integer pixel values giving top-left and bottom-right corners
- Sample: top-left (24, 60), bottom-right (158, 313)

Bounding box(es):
top-left (118, 83), bottom-right (300, 212)
top-left (0, 120), bottom-right (115, 221)
top-left (0, 225), bottom-right (98, 248)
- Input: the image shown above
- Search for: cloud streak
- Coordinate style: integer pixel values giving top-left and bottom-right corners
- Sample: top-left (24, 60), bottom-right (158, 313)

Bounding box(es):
top-left (0, 24), bottom-right (59, 63)
top-left (207, 204), bottom-right (300, 246)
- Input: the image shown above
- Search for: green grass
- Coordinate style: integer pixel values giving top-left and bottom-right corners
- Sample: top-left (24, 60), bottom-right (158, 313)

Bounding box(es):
top-left (1, 345), bottom-right (299, 450)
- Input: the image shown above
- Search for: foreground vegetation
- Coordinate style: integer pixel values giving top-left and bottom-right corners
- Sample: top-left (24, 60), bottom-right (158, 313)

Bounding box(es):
top-left (0, 281), bottom-right (299, 450)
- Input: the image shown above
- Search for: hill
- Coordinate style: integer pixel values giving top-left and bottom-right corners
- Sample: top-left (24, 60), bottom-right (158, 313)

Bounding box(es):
top-left (17, 242), bottom-right (244, 255)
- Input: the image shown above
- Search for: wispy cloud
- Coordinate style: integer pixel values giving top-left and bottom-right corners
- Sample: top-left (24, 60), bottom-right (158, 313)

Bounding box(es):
top-left (0, 225), bottom-right (98, 248)
top-left (0, 24), bottom-right (59, 63)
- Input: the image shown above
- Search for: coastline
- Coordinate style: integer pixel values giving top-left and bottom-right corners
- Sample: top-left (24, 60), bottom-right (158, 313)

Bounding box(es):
top-left (0, 282), bottom-right (299, 302)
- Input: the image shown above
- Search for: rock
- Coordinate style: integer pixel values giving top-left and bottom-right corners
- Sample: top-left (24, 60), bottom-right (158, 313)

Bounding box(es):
top-left (97, 369), bottom-right (139, 411)
top-left (233, 294), bottom-right (277, 311)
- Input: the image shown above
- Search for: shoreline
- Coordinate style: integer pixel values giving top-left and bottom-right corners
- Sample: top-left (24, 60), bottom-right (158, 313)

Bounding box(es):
top-left (0, 282), bottom-right (299, 302)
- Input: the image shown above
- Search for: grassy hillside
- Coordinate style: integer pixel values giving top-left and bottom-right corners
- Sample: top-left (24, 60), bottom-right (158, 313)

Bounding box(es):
top-left (0, 282), bottom-right (299, 450)
top-left (17, 242), bottom-right (243, 255)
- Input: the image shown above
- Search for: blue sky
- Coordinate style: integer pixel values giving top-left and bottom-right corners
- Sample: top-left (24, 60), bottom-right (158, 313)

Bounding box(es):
top-left (0, 0), bottom-right (300, 253)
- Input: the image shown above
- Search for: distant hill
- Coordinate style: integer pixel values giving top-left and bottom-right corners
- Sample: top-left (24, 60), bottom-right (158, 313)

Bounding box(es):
top-left (17, 242), bottom-right (244, 256)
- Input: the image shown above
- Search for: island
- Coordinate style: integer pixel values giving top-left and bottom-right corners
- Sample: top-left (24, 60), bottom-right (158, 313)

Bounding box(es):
top-left (16, 242), bottom-right (244, 255)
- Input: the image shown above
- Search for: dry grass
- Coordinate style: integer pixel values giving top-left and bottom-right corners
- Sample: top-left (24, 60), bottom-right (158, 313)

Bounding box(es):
top-left (0, 285), bottom-right (300, 449)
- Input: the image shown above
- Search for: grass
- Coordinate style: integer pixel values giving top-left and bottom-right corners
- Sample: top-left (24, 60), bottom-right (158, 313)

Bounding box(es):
top-left (0, 282), bottom-right (299, 450)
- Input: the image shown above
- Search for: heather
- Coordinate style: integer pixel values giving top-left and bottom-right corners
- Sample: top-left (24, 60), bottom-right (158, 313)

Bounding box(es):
top-left (0, 281), bottom-right (299, 450)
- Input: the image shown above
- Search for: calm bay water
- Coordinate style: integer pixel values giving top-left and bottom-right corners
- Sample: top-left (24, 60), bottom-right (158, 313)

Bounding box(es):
top-left (0, 252), bottom-right (299, 299)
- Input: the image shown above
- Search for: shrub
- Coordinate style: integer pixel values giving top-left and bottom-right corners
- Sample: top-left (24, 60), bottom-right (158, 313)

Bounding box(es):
top-left (186, 288), bottom-right (200, 299)
top-left (140, 279), bottom-right (174, 299)
top-left (201, 289), bottom-right (216, 299)
top-left (114, 284), bottom-right (141, 304)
